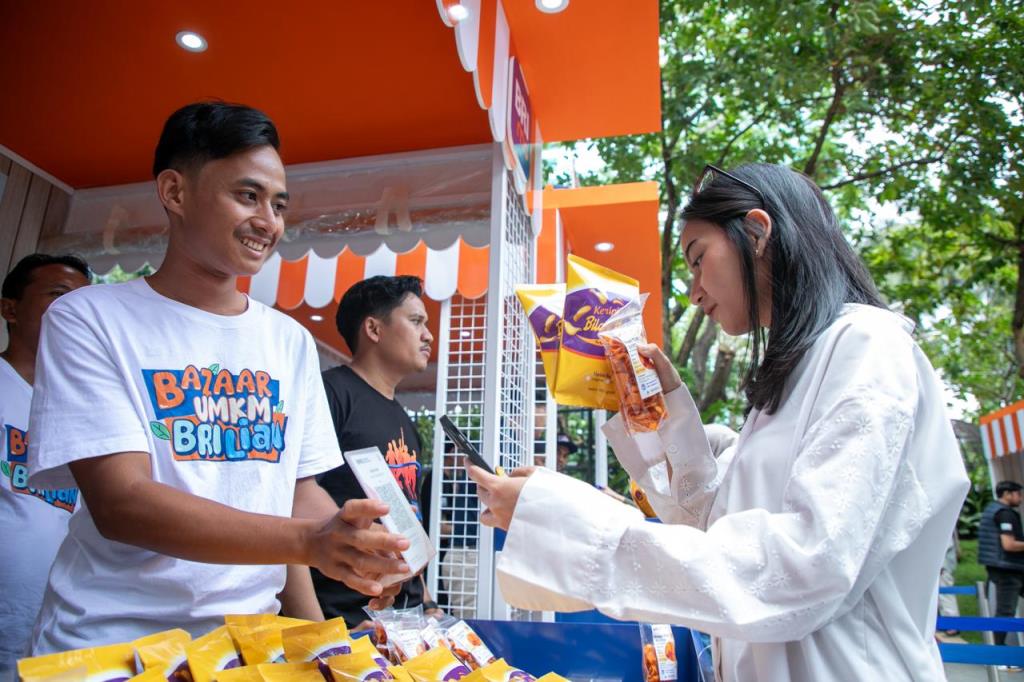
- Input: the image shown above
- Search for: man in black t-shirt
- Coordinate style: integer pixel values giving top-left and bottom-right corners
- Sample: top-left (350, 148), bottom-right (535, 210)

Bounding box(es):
top-left (314, 275), bottom-right (444, 629)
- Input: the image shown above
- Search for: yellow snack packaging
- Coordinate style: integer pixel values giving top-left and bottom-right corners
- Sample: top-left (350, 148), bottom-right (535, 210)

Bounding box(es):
top-left (401, 648), bottom-right (470, 682)
top-left (515, 284), bottom-right (565, 394)
top-left (185, 627), bottom-right (242, 682)
top-left (274, 618), bottom-right (314, 629)
top-left (555, 255), bottom-right (639, 410)
top-left (18, 642), bottom-right (136, 682)
top-left (133, 629), bottom-right (193, 682)
top-left (323, 650), bottom-right (391, 682)
top-left (281, 618), bottom-right (352, 678)
top-left (461, 659), bottom-right (535, 682)
top-left (386, 668), bottom-right (411, 682)
top-left (128, 669), bottom-right (169, 682)
top-left (347, 638), bottom-right (389, 672)
top-left (256, 663), bottom-right (324, 682)
top-left (535, 675), bottom-right (569, 682)
top-left (212, 667), bottom-right (262, 682)
top-left (629, 479), bottom-right (658, 518)
top-left (227, 626), bottom-right (286, 666)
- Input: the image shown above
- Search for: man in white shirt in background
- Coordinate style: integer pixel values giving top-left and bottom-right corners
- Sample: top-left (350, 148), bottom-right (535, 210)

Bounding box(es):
top-left (25, 101), bottom-right (411, 655)
top-left (0, 253), bottom-right (91, 678)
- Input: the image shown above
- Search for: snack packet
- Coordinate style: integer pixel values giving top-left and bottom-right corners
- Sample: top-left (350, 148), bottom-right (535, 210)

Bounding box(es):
top-left (257, 662), bottom-right (324, 682)
top-left (639, 624), bottom-right (677, 682)
top-left (418, 619), bottom-right (449, 652)
top-left (629, 479), bottom-right (658, 518)
top-left (130, 669), bottom-right (172, 682)
top-left (185, 627), bottom-right (242, 682)
top-left (281, 618), bottom-right (352, 678)
top-left (556, 255), bottom-right (639, 410)
top-left (133, 628), bottom-right (193, 682)
top-left (324, 650), bottom-right (393, 682)
top-left (461, 659), bottom-right (535, 681)
top-left (348, 637), bottom-right (390, 673)
top-left (213, 667), bottom-right (263, 682)
top-left (386, 668), bottom-right (412, 682)
top-left (515, 284), bottom-right (565, 394)
top-left (227, 625), bottom-right (286, 666)
top-left (535, 675), bottom-right (569, 682)
top-left (401, 648), bottom-right (470, 682)
top-left (362, 607), bottom-right (426, 664)
top-left (598, 294), bottom-right (668, 433)
top-left (443, 621), bottom-right (496, 671)
top-left (18, 642), bottom-right (136, 682)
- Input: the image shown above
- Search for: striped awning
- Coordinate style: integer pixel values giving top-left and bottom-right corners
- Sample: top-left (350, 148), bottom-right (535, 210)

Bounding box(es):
top-left (236, 238), bottom-right (489, 308)
top-left (980, 400), bottom-right (1024, 459)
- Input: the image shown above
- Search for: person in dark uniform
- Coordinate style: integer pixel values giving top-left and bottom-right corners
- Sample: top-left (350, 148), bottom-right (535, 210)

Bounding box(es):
top-left (979, 480), bottom-right (1024, 651)
top-left (314, 275), bottom-right (444, 629)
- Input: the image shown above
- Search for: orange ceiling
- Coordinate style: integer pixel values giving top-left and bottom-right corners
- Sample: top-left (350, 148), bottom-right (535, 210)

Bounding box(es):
top-left (503, 0), bottom-right (661, 142)
top-left (545, 182), bottom-right (665, 347)
top-left (0, 1), bottom-right (491, 188)
top-left (0, 1), bottom-right (661, 189)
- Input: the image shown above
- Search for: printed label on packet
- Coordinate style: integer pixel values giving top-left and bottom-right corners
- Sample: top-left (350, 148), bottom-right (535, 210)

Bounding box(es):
top-left (345, 448), bottom-right (435, 584)
top-left (650, 625), bottom-right (677, 681)
top-left (623, 333), bottom-right (662, 400)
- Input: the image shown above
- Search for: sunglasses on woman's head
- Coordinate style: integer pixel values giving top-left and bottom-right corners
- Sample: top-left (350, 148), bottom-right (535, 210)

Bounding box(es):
top-left (694, 164), bottom-right (767, 208)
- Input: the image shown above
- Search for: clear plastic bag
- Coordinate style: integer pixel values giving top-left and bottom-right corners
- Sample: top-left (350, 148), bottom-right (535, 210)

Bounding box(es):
top-left (598, 295), bottom-right (668, 434)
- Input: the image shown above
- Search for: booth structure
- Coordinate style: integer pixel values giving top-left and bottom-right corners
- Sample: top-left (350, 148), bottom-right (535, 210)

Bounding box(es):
top-left (980, 400), bottom-right (1024, 487)
top-left (0, 0), bottom-right (664, 623)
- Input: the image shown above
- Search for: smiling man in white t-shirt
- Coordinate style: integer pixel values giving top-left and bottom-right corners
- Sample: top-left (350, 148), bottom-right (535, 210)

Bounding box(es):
top-left (0, 254), bottom-right (90, 677)
top-left (25, 102), bottom-right (411, 654)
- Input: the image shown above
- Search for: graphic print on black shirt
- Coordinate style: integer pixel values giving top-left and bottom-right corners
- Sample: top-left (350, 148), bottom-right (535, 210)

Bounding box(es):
top-left (314, 365), bottom-right (425, 625)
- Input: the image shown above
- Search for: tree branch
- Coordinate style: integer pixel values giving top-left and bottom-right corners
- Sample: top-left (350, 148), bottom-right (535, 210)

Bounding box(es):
top-left (803, 64), bottom-right (846, 178)
top-left (820, 154), bottom-right (945, 189)
top-left (699, 345), bottom-right (736, 413)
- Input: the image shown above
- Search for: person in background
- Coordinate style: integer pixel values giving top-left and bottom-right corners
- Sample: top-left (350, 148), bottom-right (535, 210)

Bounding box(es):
top-left (979, 480), bottom-right (1024, 653)
top-left (0, 254), bottom-right (90, 677)
top-left (314, 275), bottom-right (444, 628)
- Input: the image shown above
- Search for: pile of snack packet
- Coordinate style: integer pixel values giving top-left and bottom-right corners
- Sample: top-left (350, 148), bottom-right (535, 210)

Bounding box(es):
top-left (517, 255), bottom-right (668, 518)
top-left (640, 624), bottom-right (677, 682)
top-left (17, 607), bottom-right (569, 682)
top-left (516, 255), bottom-right (668, 435)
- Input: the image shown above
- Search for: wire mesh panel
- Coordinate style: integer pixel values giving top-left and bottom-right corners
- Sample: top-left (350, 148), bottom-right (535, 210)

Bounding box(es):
top-left (429, 294), bottom-right (488, 619)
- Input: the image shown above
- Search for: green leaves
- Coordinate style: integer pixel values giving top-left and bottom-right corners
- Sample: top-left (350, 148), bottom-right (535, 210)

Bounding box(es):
top-left (208, 363), bottom-right (220, 374)
top-left (1, 461), bottom-right (10, 478)
top-left (150, 421), bottom-right (171, 440)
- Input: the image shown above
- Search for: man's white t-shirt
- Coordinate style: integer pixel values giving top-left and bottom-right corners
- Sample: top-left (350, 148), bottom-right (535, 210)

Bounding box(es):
top-left (26, 278), bottom-right (342, 654)
top-left (0, 358), bottom-right (77, 676)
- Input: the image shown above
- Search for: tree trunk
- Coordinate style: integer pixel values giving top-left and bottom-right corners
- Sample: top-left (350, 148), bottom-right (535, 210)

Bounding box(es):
top-left (700, 345), bottom-right (736, 412)
top-left (1014, 217), bottom-right (1024, 378)
top-left (676, 307), bottom-right (706, 368)
top-left (691, 318), bottom-right (719, 395)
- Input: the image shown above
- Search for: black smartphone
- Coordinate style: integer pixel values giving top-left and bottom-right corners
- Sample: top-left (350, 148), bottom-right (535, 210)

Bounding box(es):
top-left (439, 415), bottom-right (497, 475)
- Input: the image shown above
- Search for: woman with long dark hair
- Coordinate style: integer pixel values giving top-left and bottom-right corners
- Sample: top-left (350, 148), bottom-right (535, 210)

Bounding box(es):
top-left (470, 164), bottom-right (969, 681)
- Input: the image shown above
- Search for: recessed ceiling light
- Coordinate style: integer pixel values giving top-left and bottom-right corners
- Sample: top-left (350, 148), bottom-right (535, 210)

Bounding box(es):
top-left (175, 31), bottom-right (207, 53)
top-left (448, 3), bottom-right (470, 22)
top-left (594, 241), bottom-right (615, 252)
top-left (536, 0), bottom-right (569, 13)
top-left (310, 314), bottom-right (324, 322)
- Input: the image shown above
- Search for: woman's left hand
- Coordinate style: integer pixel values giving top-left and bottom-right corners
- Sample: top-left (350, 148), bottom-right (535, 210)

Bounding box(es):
top-left (466, 465), bottom-right (535, 531)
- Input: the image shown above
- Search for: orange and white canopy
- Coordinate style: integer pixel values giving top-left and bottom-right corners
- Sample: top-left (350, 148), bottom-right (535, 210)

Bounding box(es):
top-left (237, 239), bottom-right (490, 308)
top-left (981, 400), bottom-right (1024, 459)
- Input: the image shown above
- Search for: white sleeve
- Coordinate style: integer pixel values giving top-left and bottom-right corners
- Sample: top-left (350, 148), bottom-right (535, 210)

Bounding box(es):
top-left (27, 300), bottom-right (151, 489)
top-left (499, 324), bottom-right (924, 643)
top-left (602, 386), bottom-right (734, 528)
top-left (295, 332), bottom-right (343, 479)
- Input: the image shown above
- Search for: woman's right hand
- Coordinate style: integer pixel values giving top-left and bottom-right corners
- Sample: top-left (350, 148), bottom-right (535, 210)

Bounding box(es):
top-left (637, 343), bottom-right (682, 393)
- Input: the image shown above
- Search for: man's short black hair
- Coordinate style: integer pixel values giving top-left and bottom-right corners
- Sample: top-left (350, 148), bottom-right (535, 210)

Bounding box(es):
top-left (336, 276), bottom-right (424, 354)
top-left (997, 481), bottom-right (1024, 498)
top-left (2, 253), bottom-right (91, 300)
top-left (152, 101), bottom-right (280, 178)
